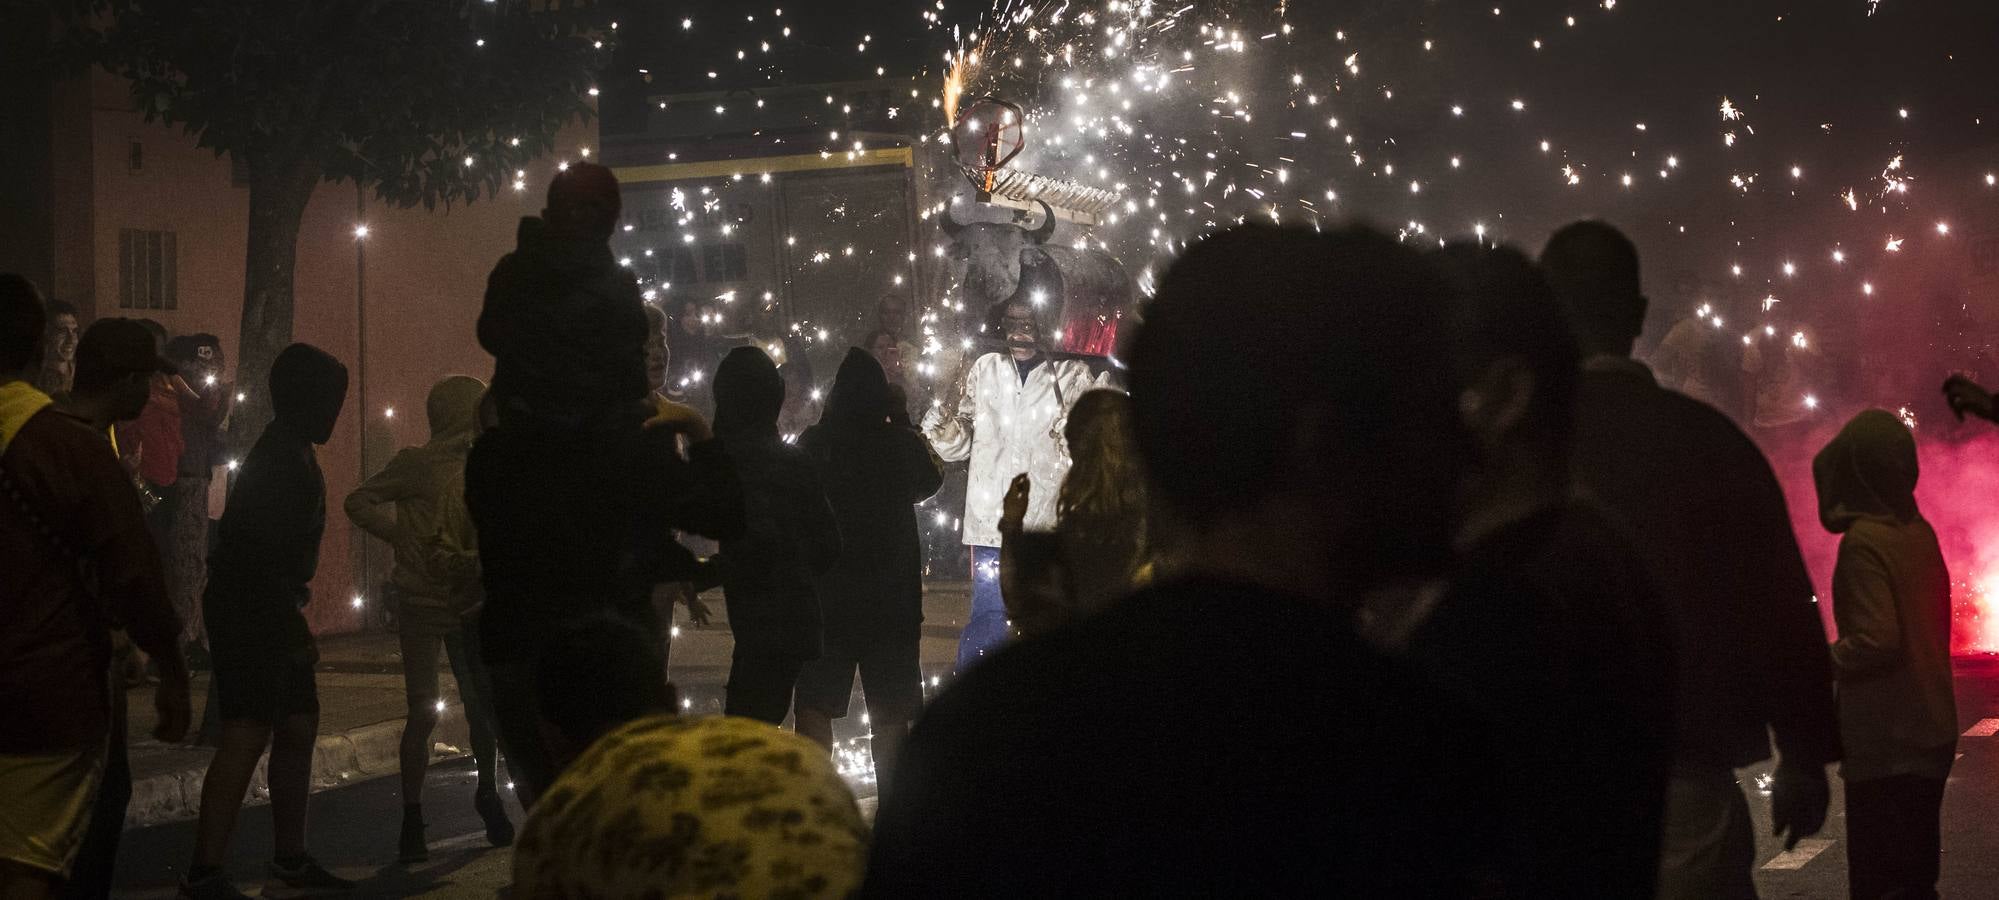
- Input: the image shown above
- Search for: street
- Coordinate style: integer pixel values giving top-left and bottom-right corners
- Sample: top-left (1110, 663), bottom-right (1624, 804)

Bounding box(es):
top-left (101, 654), bottom-right (1999, 896)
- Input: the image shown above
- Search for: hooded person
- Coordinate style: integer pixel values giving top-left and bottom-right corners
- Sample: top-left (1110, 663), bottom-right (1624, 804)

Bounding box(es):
top-left (924, 296), bottom-right (1107, 670)
top-left (476, 162), bottom-right (649, 430)
top-left (342, 375), bottom-right (513, 863)
top-left (1813, 409), bottom-right (1956, 900)
top-left (185, 343), bottom-right (355, 898)
top-left (793, 349), bottom-right (943, 786)
top-left (708, 347), bottom-right (841, 726)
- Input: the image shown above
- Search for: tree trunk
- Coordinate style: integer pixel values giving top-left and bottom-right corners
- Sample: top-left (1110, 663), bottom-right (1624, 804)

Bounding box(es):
top-left (231, 154), bottom-right (321, 451)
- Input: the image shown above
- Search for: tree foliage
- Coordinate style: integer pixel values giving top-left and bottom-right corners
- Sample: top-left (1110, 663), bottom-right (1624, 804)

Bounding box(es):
top-left (49, 0), bottom-right (612, 210)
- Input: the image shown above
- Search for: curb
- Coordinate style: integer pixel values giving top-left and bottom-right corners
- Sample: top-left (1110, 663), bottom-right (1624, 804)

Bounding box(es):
top-left (126, 705), bottom-right (473, 828)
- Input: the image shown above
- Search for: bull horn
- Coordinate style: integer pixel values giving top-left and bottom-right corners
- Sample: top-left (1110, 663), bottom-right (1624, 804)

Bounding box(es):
top-left (939, 206), bottom-right (967, 239)
top-left (1027, 199), bottom-right (1057, 244)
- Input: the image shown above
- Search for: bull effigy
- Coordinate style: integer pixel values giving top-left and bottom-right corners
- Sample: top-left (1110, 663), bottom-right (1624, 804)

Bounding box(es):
top-left (923, 98), bottom-right (1136, 668)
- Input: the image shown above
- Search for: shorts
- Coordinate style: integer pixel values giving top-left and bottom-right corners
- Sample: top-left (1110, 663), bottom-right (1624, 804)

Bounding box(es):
top-left (0, 746), bottom-right (106, 877)
top-left (794, 626), bottom-right (922, 719)
top-left (213, 657), bottom-right (320, 725)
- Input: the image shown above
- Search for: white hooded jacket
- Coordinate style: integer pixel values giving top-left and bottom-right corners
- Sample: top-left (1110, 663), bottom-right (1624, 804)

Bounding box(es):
top-left (923, 352), bottom-right (1103, 547)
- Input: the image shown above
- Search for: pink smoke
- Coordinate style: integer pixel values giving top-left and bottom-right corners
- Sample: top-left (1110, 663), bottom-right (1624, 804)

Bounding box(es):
top-left (1766, 420), bottom-right (1999, 656)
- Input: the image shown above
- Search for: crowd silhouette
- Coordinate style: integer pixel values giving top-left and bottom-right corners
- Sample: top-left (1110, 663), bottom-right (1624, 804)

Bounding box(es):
top-left (0, 164), bottom-right (1976, 899)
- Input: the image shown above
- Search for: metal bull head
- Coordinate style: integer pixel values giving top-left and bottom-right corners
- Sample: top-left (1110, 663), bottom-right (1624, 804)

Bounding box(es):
top-left (942, 199), bottom-right (1134, 358)
top-left (940, 199), bottom-right (1059, 310)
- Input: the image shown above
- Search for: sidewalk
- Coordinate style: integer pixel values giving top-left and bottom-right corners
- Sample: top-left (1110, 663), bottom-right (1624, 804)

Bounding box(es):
top-left (123, 582), bottom-right (971, 827)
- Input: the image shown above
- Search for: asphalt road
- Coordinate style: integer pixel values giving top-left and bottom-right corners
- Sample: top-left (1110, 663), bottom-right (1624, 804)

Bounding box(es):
top-left (112, 659), bottom-right (1999, 898)
top-left (112, 758), bottom-right (521, 899)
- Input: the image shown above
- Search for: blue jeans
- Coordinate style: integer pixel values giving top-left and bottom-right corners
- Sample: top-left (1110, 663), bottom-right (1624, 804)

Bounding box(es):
top-left (957, 546), bottom-right (1009, 671)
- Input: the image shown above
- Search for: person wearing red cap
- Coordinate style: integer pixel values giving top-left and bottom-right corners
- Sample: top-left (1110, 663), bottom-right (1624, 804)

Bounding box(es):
top-left (0, 281), bottom-right (189, 900)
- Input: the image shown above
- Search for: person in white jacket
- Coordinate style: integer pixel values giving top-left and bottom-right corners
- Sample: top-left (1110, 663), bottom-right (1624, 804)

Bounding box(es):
top-left (924, 299), bottom-right (1101, 668)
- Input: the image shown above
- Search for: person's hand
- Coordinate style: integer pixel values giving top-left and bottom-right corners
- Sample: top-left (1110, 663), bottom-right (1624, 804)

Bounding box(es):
top-left (646, 397), bottom-right (714, 442)
top-left (1770, 762), bottom-right (1830, 850)
top-left (1001, 474), bottom-right (1031, 531)
top-left (1944, 375), bottom-right (1995, 423)
top-left (684, 592), bottom-right (713, 629)
top-left (152, 661), bottom-right (192, 744)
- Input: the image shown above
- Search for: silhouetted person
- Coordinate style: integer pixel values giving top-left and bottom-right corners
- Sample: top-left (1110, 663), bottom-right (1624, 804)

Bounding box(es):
top-left (477, 162), bottom-right (648, 429)
top-left (709, 347), bottom-right (840, 726)
top-left (184, 343), bottom-right (351, 899)
top-left (864, 226), bottom-right (1501, 897)
top-left (343, 375), bottom-right (512, 863)
top-left (1812, 411), bottom-right (1955, 900)
top-left (533, 613), bottom-right (678, 774)
top-left (163, 334), bottom-right (230, 664)
top-left (1, 281), bottom-right (188, 900)
top-left (1365, 244), bottom-right (1677, 896)
top-left (466, 167), bottom-right (742, 809)
top-left (1542, 221), bottom-right (1839, 900)
top-left (998, 389), bottom-right (1154, 638)
top-left (57, 319), bottom-right (195, 900)
top-left (794, 349), bottom-right (943, 788)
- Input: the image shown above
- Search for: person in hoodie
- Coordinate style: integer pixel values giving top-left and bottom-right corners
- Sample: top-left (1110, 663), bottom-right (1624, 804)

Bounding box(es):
top-left (184, 343), bottom-right (351, 900)
top-left (709, 347), bottom-right (841, 726)
top-left (476, 162), bottom-right (649, 430)
top-left (343, 375), bottom-right (513, 864)
top-left (794, 349), bottom-right (942, 786)
top-left (1813, 410), bottom-right (1956, 900)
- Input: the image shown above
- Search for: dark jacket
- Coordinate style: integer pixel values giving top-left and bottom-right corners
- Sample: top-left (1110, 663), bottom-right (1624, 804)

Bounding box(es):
top-left (712, 347), bottom-right (841, 658)
top-left (864, 577), bottom-right (1503, 897)
top-left (800, 350), bottom-right (943, 643)
top-left (468, 422), bottom-right (744, 667)
top-left (1814, 410), bottom-right (1955, 781)
top-left (203, 344), bottom-right (348, 670)
top-left (477, 216), bottom-right (649, 426)
top-left (1396, 501), bottom-right (1676, 897)
top-left (1571, 358), bottom-right (1839, 770)
top-left (0, 381), bottom-right (180, 753)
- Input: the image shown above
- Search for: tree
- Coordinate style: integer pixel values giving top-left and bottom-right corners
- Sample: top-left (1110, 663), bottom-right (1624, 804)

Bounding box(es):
top-left (45, 0), bottom-right (611, 439)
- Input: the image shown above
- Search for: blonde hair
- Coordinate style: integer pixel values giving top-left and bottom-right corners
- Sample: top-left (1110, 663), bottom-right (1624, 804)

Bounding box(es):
top-left (1058, 389), bottom-right (1150, 564)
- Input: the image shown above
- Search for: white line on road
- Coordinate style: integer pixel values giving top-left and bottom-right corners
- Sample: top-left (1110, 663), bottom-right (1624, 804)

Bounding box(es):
top-left (1761, 838), bottom-right (1836, 871)
top-left (1963, 718), bottom-right (1999, 737)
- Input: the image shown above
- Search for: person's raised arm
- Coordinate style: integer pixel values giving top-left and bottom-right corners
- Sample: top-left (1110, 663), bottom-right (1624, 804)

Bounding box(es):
top-left (1944, 375), bottom-right (1998, 424)
top-left (923, 358), bottom-right (980, 463)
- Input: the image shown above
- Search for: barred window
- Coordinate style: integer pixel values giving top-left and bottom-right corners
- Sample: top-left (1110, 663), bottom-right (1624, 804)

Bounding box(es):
top-left (118, 228), bottom-right (178, 310)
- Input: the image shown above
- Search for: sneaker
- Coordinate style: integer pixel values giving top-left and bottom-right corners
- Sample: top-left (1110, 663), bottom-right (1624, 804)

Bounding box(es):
top-left (179, 873), bottom-right (252, 900)
top-left (398, 808), bottom-right (428, 864)
top-left (263, 855), bottom-right (356, 897)
top-left (475, 788), bottom-right (516, 848)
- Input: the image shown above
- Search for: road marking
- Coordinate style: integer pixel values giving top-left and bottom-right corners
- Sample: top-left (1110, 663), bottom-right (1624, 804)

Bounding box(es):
top-left (1963, 718), bottom-right (1999, 737)
top-left (1761, 838), bottom-right (1836, 871)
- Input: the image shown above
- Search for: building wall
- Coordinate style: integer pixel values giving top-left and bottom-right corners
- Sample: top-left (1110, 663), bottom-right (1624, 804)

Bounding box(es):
top-left (71, 69), bottom-right (598, 637)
